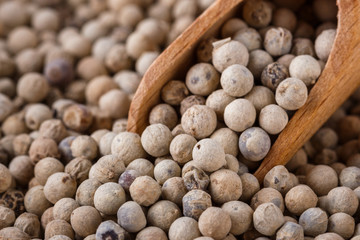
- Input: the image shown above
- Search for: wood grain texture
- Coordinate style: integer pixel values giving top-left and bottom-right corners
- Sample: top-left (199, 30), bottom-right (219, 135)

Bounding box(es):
top-left (127, 0), bottom-right (244, 134)
top-left (254, 0), bottom-right (360, 182)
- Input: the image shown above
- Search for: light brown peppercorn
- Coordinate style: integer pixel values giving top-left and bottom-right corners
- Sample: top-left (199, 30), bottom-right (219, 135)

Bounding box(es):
top-left (162, 177), bottom-right (187, 206)
top-left (99, 89), bottom-right (130, 119)
top-left (75, 178), bottom-right (101, 207)
top-left (85, 75), bottom-right (118, 105)
top-left (89, 155), bottom-right (125, 183)
top-left (126, 31), bottom-right (157, 59)
top-left (299, 207), bottom-right (328, 237)
top-left (136, 226), bottom-right (167, 240)
top-left (62, 104), bottom-right (93, 132)
top-left (136, 51), bottom-right (159, 76)
top-left (126, 158), bottom-right (154, 177)
top-left (291, 38), bottom-right (315, 57)
top-left (185, 63), bottom-right (220, 96)
top-left (209, 169), bottom-right (242, 204)
top-left (130, 176), bottom-right (161, 207)
top-left (76, 57), bottom-right (107, 82)
top-left (240, 173), bottom-right (261, 202)
top-left (275, 77), bottom-right (308, 110)
top-left (264, 165), bottom-right (293, 195)
top-left (221, 18), bottom-right (247, 38)
top-left (32, 8), bottom-right (59, 31)
top-left (285, 185), bottom-right (318, 215)
top-left (99, 132), bottom-right (116, 156)
top-left (53, 198), bottom-right (79, 223)
top-left (314, 232), bottom-right (344, 240)
top-left (242, 0), bottom-right (272, 28)
top-left (45, 219), bottom-right (74, 240)
top-left (14, 212), bottom-right (41, 238)
top-left (34, 157), bottom-right (64, 185)
top-left (117, 201), bottom-right (146, 233)
top-left (39, 119), bottom-right (68, 143)
top-left (196, 37), bottom-right (217, 63)
top-left (328, 212), bottom-right (355, 239)
top-left (0, 206), bottom-right (15, 229)
top-left (276, 222), bottom-right (304, 240)
top-left (112, 118), bottom-right (128, 133)
top-left (0, 227), bottom-right (30, 240)
top-left (277, 54), bottom-right (295, 69)
top-left (205, 90), bottom-right (235, 121)
top-left (154, 159), bottom-right (181, 184)
top-left (253, 202), bottom-right (284, 236)
top-left (71, 206), bottom-right (101, 237)
top-left (63, 34), bottom-right (91, 58)
top-left (247, 49), bottom-right (273, 79)
top-left (170, 134), bottom-right (197, 164)
top-left (2, 112), bottom-right (29, 136)
top-left (180, 95), bottom-right (206, 115)
top-left (168, 216), bottom-right (201, 240)
top-left (272, 8), bottom-right (297, 32)
top-left (141, 123), bottom-right (173, 157)
top-left (222, 201), bottom-right (253, 235)
top-left (161, 80), bottom-right (189, 106)
top-left (224, 99), bottom-right (256, 132)
top-left (17, 73), bottom-right (50, 103)
top-left (94, 182), bottom-right (126, 215)
top-left (193, 138), bottom-right (226, 172)
top-left (70, 135), bottom-right (98, 161)
top-left (114, 70), bottom-right (141, 95)
top-left (44, 172), bottom-right (77, 204)
top-left (9, 155), bottom-right (34, 186)
top-left (147, 200), bottom-right (181, 232)
top-left (306, 165), bottom-right (338, 196)
top-left (244, 86), bottom-right (276, 114)
top-left (264, 27), bottom-right (292, 57)
top-left (40, 207), bottom-right (54, 230)
top-left (259, 104), bottom-right (288, 135)
top-left (198, 207), bottom-right (231, 240)
top-left (311, 127), bottom-right (338, 150)
top-left (7, 27), bottom-right (38, 54)
top-left (15, 49), bottom-right (43, 75)
top-left (24, 185), bottom-right (52, 217)
top-left (0, 93), bottom-right (13, 122)
top-left (149, 103), bottom-right (178, 130)
top-left (210, 128), bottom-right (238, 157)
top-left (212, 39), bottom-right (249, 72)
top-left (111, 131), bottom-right (146, 166)
top-left (251, 187), bottom-right (285, 212)
top-left (25, 104), bottom-right (53, 131)
top-left (105, 44), bottom-right (132, 73)
top-left (339, 167), bottom-right (360, 189)
top-left (64, 157), bottom-right (92, 185)
top-left (326, 186), bottom-right (359, 216)
top-left (29, 137), bottom-right (60, 164)
top-left (261, 62), bottom-right (289, 91)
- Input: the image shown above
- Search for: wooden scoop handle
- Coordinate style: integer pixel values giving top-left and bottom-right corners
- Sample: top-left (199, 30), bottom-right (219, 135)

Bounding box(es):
top-left (127, 0), bottom-right (244, 134)
top-left (254, 0), bottom-right (360, 181)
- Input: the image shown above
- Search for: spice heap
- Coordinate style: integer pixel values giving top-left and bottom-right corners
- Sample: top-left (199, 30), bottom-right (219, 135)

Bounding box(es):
top-left (1, 0), bottom-right (360, 240)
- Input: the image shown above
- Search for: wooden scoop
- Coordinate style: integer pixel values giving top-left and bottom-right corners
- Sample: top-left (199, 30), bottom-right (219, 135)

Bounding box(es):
top-left (127, 0), bottom-right (360, 182)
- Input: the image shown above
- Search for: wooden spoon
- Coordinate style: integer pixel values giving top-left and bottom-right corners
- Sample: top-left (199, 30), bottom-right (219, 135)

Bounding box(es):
top-left (127, 0), bottom-right (360, 182)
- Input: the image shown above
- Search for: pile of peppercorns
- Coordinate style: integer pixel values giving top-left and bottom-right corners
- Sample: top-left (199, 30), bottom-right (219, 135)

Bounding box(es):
top-left (1, 0), bottom-right (360, 240)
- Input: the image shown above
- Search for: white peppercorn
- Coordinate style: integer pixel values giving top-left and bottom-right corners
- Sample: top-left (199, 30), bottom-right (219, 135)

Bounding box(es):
top-left (169, 134), bottom-right (197, 165)
top-left (95, 220), bottom-right (126, 240)
top-left (8, 155), bottom-right (34, 186)
top-left (285, 185), bottom-right (318, 215)
top-left (198, 207), bottom-right (231, 239)
top-left (44, 172), bottom-right (77, 204)
top-left (129, 176), bottom-right (161, 207)
top-left (0, 227), bottom-right (30, 240)
top-left (14, 212), bottom-right (41, 238)
top-left (247, 49), bottom-right (273, 79)
top-left (289, 55), bottom-right (321, 86)
top-left (221, 64), bottom-right (254, 97)
top-left (111, 132), bottom-right (146, 166)
top-left (7, 27), bottom-right (38, 54)
top-left (328, 212), bottom-right (355, 239)
top-left (259, 104), bottom-right (288, 135)
top-left (245, 86), bottom-right (276, 113)
top-left (71, 135), bottom-right (98, 161)
top-left (17, 73), bottom-right (50, 103)
top-left (136, 226), bottom-right (167, 240)
top-left (75, 178), bottom-right (101, 207)
top-left (299, 207), bottom-right (328, 237)
top-left (205, 90), bottom-right (234, 121)
top-left (233, 28), bottom-right (262, 51)
top-left (24, 186), bottom-right (52, 217)
top-left (168, 216), bottom-right (201, 240)
top-left (306, 165), bottom-right (338, 196)
top-left (239, 127), bottom-right (271, 162)
top-left (224, 99), bottom-right (256, 132)
top-left (315, 29), bottom-right (336, 61)
top-left (222, 201), bottom-right (253, 235)
top-left (253, 202), bottom-right (284, 236)
top-left (65, 157), bottom-right (92, 185)
top-left (264, 27), bottom-right (292, 57)
top-left (147, 200), bottom-right (181, 232)
top-left (0, 206), bottom-right (15, 229)
top-left (89, 154), bottom-right (125, 183)
top-left (275, 77), bottom-right (308, 110)
top-left (149, 103), bottom-right (178, 130)
top-left (162, 177), bottom-right (187, 206)
top-left (192, 138), bottom-right (226, 172)
top-left (251, 187), bottom-right (285, 212)
top-left (136, 51), bottom-right (159, 76)
top-left (126, 158), bottom-right (154, 177)
top-left (209, 169), bottom-right (242, 204)
top-left (94, 182), bottom-right (125, 215)
top-left (276, 222), bottom-right (304, 240)
top-left (326, 187), bottom-right (359, 216)
top-left (154, 159), bottom-right (181, 185)
top-left (34, 157), bottom-right (64, 185)
top-left (339, 167), bottom-right (360, 189)
top-left (291, 38), bottom-right (315, 56)
top-left (70, 206), bottom-right (102, 237)
top-left (240, 173), bottom-right (260, 202)
top-left (277, 54), bottom-right (295, 68)
top-left (125, 31), bottom-right (157, 59)
top-left (212, 39), bottom-right (249, 72)
top-left (161, 80), bottom-right (189, 106)
top-left (141, 123), bottom-right (173, 157)
top-left (62, 104), bottom-right (93, 132)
